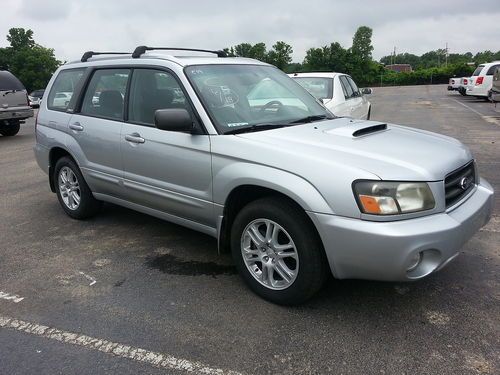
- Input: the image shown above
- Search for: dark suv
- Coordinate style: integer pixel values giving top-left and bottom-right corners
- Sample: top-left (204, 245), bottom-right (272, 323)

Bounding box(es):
top-left (0, 70), bottom-right (33, 136)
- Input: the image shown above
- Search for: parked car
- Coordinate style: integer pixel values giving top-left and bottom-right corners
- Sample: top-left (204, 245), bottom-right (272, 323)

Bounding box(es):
top-left (458, 77), bottom-right (469, 96)
top-left (28, 89), bottom-right (45, 108)
top-left (34, 47), bottom-right (494, 305)
top-left (52, 92), bottom-right (73, 108)
top-left (466, 61), bottom-right (500, 99)
top-left (447, 77), bottom-right (460, 91)
top-left (289, 72), bottom-right (372, 120)
top-left (488, 66), bottom-right (500, 102)
top-left (0, 70), bottom-right (33, 136)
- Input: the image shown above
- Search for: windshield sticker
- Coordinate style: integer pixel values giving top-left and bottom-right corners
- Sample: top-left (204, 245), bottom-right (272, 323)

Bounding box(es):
top-left (227, 122), bottom-right (249, 128)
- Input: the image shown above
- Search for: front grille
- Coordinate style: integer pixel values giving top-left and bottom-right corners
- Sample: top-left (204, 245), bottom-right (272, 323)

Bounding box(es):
top-left (444, 162), bottom-right (476, 207)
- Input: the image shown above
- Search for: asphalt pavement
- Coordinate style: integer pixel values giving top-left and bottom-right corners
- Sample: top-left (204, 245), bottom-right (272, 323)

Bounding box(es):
top-left (0, 84), bottom-right (498, 374)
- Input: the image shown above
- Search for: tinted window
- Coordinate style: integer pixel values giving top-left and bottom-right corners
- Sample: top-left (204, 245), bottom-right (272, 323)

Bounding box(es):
top-left (293, 77), bottom-right (333, 99)
top-left (472, 65), bottom-right (484, 76)
top-left (128, 69), bottom-right (188, 126)
top-left (81, 69), bottom-right (130, 121)
top-left (486, 64), bottom-right (499, 76)
top-left (48, 69), bottom-right (85, 111)
top-left (30, 90), bottom-right (44, 98)
top-left (0, 71), bottom-right (25, 91)
top-left (339, 75), bottom-right (354, 99)
top-left (346, 76), bottom-right (360, 96)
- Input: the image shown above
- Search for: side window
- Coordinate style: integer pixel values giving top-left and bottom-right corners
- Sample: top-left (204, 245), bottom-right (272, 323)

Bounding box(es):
top-left (128, 69), bottom-right (189, 126)
top-left (81, 69), bottom-right (130, 121)
top-left (487, 64), bottom-right (499, 76)
top-left (339, 75), bottom-right (354, 99)
top-left (47, 69), bottom-right (85, 111)
top-left (346, 76), bottom-right (360, 97)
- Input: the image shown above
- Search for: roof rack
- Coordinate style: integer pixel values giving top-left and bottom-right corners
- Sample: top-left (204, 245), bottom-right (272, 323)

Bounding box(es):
top-left (81, 51), bottom-right (131, 62)
top-left (132, 46), bottom-right (227, 59)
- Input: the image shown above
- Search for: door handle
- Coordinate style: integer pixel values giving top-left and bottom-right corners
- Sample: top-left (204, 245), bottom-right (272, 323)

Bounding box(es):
top-left (69, 122), bottom-right (84, 131)
top-left (125, 133), bottom-right (145, 144)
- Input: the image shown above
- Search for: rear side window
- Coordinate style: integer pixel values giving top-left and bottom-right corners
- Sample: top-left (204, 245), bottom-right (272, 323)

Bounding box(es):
top-left (339, 75), bottom-right (354, 99)
top-left (486, 64), bottom-right (500, 76)
top-left (81, 69), bottom-right (130, 121)
top-left (472, 65), bottom-right (484, 76)
top-left (0, 71), bottom-right (25, 91)
top-left (47, 69), bottom-right (85, 111)
top-left (128, 69), bottom-right (188, 126)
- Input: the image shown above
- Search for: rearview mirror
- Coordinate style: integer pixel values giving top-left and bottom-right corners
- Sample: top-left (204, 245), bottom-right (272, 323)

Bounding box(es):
top-left (155, 109), bottom-right (194, 132)
top-left (361, 88), bottom-right (373, 95)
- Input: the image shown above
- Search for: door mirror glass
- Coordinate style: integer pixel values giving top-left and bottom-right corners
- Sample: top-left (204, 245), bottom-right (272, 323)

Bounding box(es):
top-left (154, 108), bottom-right (194, 132)
top-left (361, 87), bottom-right (373, 95)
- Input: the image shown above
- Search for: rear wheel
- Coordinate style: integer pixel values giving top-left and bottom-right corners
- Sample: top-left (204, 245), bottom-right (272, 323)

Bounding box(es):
top-left (53, 157), bottom-right (101, 219)
top-left (231, 197), bottom-right (327, 305)
top-left (0, 121), bottom-right (20, 136)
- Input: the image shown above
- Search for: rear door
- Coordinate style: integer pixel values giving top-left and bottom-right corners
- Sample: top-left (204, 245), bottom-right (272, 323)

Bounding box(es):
top-left (120, 68), bottom-right (213, 227)
top-left (68, 68), bottom-right (130, 198)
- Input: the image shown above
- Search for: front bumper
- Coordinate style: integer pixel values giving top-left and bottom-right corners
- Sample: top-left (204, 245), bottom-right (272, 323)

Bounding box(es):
top-left (309, 179), bottom-right (494, 281)
top-left (0, 108), bottom-right (34, 121)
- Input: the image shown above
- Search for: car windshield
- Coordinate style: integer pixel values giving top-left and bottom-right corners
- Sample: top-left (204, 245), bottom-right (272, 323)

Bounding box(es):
top-left (185, 64), bottom-right (333, 134)
top-left (293, 77), bottom-right (333, 100)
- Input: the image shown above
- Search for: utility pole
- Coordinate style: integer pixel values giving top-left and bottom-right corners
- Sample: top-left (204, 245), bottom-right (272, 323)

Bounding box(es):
top-left (445, 42), bottom-right (448, 66)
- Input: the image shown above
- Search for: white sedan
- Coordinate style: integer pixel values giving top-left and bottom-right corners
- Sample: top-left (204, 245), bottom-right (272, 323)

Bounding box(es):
top-left (289, 72), bottom-right (372, 120)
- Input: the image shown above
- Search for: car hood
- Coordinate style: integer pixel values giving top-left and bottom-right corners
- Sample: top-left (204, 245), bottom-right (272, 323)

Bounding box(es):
top-left (234, 118), bottom-right (472, 181)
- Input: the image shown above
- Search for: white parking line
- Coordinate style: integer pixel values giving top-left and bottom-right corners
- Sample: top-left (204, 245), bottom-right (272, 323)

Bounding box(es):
top-left (449, 98), bottom-right (485, 117)
top-left (0, 292), bottom-right (24, 303)
top-left (0, 315), bottom-right (242, 375)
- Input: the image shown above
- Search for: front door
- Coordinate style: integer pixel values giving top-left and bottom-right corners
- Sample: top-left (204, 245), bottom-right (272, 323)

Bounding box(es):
top-left (120, 68), bottom-right (213, 227)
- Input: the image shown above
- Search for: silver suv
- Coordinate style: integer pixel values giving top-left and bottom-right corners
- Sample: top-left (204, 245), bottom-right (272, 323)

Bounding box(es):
top-left (0, 70), bottom-right (34, 136)
top-left (34, 47), bottom-right (494, 304)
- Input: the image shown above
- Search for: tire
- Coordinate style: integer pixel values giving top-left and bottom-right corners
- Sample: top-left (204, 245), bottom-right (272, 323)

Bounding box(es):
top-left (53, 157), bottom-right (101, 219)
top-left (0, 121), bottom-right (20, 136)
top-left (231, 197), bottom-right (327, 305)
top-left (366, 106), bottom-right (371, 120)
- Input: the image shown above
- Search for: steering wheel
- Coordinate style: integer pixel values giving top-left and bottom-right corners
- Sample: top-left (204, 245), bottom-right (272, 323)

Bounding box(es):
top-left (260, 100), bottom-right (283, 113)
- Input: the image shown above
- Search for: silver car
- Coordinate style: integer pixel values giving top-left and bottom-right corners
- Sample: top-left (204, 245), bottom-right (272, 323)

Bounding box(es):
top-left (34, 47), bottom-right (494, 304)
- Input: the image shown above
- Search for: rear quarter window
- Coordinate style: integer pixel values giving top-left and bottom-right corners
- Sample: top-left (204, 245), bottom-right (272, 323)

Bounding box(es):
top-left (47, 68), bottom-right (85, 111)
top-left (0, 71), bottom-right (25, 91)
top-left (472, 65), bottom-right (485, 76)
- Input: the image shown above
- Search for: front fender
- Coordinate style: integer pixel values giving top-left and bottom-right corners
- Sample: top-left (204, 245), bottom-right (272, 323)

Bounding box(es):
top-left (213, 161), bottom-right (334, 215)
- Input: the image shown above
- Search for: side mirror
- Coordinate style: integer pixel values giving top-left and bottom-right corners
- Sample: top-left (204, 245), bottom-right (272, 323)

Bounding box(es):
top-left (155, 108), bottom-right (194, 132)
top-left (361, 88), bottom-right (373, 95)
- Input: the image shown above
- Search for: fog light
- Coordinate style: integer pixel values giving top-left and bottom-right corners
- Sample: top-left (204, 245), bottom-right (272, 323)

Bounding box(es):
top-left (407, 252), bottom-right (422, 272)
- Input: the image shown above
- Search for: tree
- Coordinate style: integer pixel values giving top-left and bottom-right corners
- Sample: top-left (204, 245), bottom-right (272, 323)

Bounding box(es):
top-left (267, 41), bottom-right (293, 70)
top-left (351, 26), bottom-right (373, 61)
top-left (0, 28), bottom-right (60, 92)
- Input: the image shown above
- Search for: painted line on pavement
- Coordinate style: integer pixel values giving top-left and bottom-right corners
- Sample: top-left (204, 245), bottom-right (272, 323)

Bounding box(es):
top-left (0, 292), bottom-right (24, 303)
top-left (0, 315), bottom-right (242, 375)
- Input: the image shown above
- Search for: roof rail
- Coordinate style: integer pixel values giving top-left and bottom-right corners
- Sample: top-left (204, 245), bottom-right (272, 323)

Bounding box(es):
top-left (132, 46), bottom-right (227, 59)
top-left (81, 51), bottom-right (131, 62)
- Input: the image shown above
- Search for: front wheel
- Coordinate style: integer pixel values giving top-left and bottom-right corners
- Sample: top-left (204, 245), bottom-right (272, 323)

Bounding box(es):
top-left (366, 106), bottom-right (371, 120)
top-left (231, 197), bottom-right (327, 305)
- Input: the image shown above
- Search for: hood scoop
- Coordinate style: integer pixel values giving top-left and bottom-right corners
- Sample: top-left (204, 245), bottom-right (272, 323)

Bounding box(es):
top-left (323, 121), bottom-right (388, 138)
top-left (352, 123), bottom-right (387, 137)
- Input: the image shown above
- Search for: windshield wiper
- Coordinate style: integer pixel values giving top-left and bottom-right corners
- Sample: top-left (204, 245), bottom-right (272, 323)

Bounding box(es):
top-left (289, 114), bottom-right (331, 124)
top-left (224, 124), bottom-right (288, 135)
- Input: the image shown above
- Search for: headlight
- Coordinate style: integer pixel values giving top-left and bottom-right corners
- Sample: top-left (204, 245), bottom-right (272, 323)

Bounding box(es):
top-left (353, 181), bottom-right (435, 215)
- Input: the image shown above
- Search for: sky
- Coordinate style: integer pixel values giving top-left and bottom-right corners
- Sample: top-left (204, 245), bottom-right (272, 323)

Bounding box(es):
top-left (1, 0), bottom-right (499, 63)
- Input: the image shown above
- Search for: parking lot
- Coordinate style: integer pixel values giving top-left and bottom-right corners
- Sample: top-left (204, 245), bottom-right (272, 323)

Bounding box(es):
top-left (0, 84), bottom-right (498, 374)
